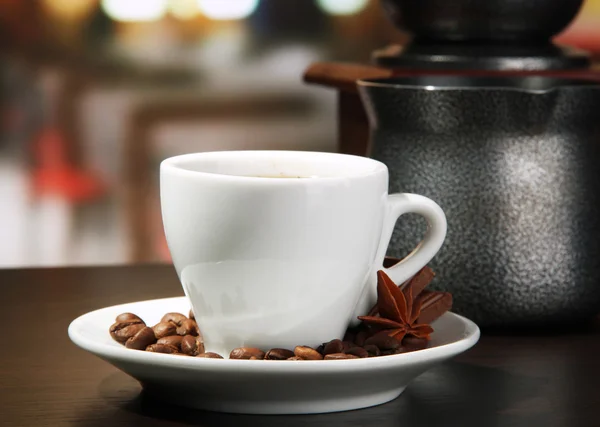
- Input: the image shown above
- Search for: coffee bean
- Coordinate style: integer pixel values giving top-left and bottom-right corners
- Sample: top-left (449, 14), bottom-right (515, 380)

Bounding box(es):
top-left (152, 322), bottom-right (177, 339)
top-left (343, 330), bottom-right (356, 343)
top-left (230, 347), bottom-right (265, 360)
top-left (293, 346), bottom-right (323, 360)
top-left (316, 344), bottom-right (325, 355)
top-left (265, 348), bottom-right (295, 360)
top-left (115, 313), bottom-right (145, 324)
top-left (364, 344), bottom-right (380, 357)
top-left (342, 341), bottom-right (355, 351)
top-left (403, 336), bottom-right (429, 350)
top-left (324, 353), bottom-right (359, 360)
top-left (125, 326), bottom-right (156, 350)
top-left (196, 352), bottom-right (223, 359)
top-left (188, 309), bottom-right (195, 320)
top-left (286, 356), bottom-right (303, 360)
top-left (146, 343), bottom-right (179, 354)
top-left (393, 346), bottom-right (409, 354)
top-left (344, 346), bottom-right (369, 358)
top-left (110, 321), bottom-right (146, 343)
top-left (181, 335), bottom-right (205, 356)
top-left (177, 319), bottom-right (199, 336)
top-left (323, 339), bottom-right (344, 355)
top-left (161, 312), bottom-right (187, 326)
top-left (249, 356), bottom-right (259, 360)
top-left (157, 335), bottom-right (183, 350)
top-left (381, 347), bottom-right (408, 356)
top-left (364, 332), bottom-right (401, 350)
top-left (354, 330), bottom-right (368, 347)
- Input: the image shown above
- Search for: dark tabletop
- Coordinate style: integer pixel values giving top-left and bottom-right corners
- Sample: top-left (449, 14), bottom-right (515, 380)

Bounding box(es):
top-left (1, 264), bottom-right (599, 427)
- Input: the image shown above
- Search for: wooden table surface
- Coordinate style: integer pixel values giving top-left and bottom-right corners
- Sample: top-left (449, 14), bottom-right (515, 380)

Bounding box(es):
top-left (1, 264), bottom-right (599, 427)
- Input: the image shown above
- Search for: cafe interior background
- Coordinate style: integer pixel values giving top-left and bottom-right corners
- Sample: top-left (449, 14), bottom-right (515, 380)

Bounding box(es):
top-left (1, 0), bottom-right (599, 268)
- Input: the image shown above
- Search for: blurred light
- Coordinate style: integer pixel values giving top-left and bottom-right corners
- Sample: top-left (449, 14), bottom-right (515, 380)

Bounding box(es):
top-left (316, 0), bottom-right (369, 16)
top-left (168, 0), bottom-right (200, 20)
top-left (101, 0), bottom-right (168, 22)
top-left (41, 0), bottom-right (97, 21)
top-left (197, 0), bottom-right (259, 20)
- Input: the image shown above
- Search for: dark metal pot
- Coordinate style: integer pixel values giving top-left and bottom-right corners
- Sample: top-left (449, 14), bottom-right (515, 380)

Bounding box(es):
top-left (381, 0), bottom-right (584, 42)
top-left (358, 76), bottom-right (600, 327)
top-left (375, 0), bottom-right (589, 70)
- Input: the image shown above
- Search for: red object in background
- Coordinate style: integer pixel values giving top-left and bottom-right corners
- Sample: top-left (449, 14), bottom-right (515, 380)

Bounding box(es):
top-left (30, 127), bottom-right (107, 203)
top-left (555, 0), bottom-right (600, 55)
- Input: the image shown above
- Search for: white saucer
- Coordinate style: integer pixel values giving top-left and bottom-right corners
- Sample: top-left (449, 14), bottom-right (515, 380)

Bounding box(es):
top-left (68, 296), bottom-right (480, 414)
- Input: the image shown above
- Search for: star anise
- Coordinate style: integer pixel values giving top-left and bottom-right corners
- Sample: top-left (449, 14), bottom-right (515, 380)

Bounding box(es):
top-left (358, 270), bottom-right (434, 341)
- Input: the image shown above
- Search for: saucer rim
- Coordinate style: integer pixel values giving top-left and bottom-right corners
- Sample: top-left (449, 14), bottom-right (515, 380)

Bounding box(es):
top-left (68, 296), bottom-right (480, 372)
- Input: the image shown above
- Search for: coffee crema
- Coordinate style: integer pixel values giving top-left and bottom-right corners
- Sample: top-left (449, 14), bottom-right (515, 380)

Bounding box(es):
top-left (252, 175), bottom-right (311, 179)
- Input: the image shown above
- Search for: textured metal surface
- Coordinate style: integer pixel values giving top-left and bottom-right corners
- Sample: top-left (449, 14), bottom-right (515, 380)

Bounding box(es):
top-left (358, 76), bottom-right (600, 327)
top-left (381, 0), bottom-right (584, 42)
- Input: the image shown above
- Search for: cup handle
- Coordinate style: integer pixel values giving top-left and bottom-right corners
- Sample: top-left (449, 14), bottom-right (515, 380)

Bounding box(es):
top-left (350, 193), bottom-right (447, 325)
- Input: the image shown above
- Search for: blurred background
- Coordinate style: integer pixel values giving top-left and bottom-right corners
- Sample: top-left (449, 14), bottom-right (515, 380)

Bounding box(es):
top-left (1, 0), bottom-right (599, 267)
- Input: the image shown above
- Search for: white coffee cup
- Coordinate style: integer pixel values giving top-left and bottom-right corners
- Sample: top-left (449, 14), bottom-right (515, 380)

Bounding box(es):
top-left (160, 151), bottom-right (446, 356)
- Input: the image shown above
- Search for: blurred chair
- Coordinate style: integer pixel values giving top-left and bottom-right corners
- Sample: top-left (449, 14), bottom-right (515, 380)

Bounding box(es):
top-left (25, 57), bottom-right (201, 265)
top-left (123, 93), bottom-right (330, 262)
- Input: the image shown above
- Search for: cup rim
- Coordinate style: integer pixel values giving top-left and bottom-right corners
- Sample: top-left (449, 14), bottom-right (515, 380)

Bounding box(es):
top-left (160, 150), bottom-right (388, 183)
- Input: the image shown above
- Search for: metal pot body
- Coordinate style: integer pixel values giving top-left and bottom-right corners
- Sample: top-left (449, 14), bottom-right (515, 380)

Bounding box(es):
top-left (358, 76), bottom-right (600, 327)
